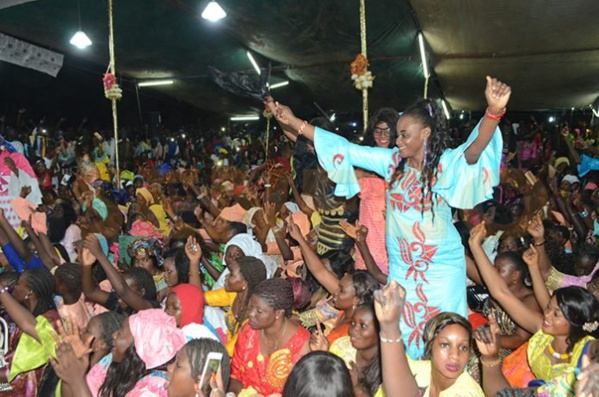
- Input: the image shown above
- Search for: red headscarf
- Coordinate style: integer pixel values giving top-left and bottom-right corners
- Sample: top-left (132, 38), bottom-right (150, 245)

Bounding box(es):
top-left (171, 284), bottom-right (205, 327)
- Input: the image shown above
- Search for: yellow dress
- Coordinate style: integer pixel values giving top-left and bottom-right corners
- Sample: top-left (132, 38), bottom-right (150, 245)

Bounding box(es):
top-left (527, 330), bottom-right (594, 396)
top-left (205, 288), bottom-right (239, 356)
top-left (407, 356), bottom-right (484, 397)
top-left (329, 336), bottom-right (385, 397)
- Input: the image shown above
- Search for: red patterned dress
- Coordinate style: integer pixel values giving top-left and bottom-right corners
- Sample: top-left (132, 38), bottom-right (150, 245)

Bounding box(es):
top-left (231, 323), bottom-right (310, 395)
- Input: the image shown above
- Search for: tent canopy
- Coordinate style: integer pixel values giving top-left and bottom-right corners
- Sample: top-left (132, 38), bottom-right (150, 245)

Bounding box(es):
top-left (0, 0), bottom-right (597, 117)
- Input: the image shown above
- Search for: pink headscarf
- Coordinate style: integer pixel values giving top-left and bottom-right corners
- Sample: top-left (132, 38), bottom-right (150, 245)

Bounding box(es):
top-left (218, 203), bottom-right (247, 223)
top-left (128, 309), bottom-right (186, 369)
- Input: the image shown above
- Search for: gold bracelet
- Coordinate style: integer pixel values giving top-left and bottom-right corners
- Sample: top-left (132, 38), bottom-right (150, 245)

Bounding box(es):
top-left (480, 356), bottom-right (501, 367)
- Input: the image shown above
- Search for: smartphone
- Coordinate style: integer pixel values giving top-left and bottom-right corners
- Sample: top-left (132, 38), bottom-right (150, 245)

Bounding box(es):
top-left (199, 352), bottom-right (223, 394)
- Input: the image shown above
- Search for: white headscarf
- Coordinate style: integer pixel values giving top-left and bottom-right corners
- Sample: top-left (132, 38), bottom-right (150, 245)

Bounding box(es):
top-left (213, 233), bottom-right (267, 289)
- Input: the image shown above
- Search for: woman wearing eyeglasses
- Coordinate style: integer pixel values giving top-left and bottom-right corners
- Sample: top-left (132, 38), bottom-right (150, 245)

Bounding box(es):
top-left (352, 109), bottom-right (399, 276)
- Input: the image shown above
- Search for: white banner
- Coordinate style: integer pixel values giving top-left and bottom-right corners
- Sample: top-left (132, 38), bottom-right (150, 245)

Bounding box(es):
top-left (0, 0), bottom-right (38, 10)
top-left (0, 32), bottom-right (63, 77)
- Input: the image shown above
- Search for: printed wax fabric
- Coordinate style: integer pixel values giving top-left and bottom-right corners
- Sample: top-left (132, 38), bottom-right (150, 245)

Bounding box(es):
top-left (313, 120), bottom-right (501, 358)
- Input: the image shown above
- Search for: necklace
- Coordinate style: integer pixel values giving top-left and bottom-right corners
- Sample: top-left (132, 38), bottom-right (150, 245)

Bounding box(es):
top-left (548, 343), bottom-right (570, 360)
top-left (262, 319), bottom-right (287, 351)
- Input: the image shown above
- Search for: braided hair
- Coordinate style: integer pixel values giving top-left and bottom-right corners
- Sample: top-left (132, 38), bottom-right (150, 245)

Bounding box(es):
top-left (124, 267), bottom-right (157, 302)
top-left (183, 338), bottom-right (231, 390)
top-left (21, 268), bottom-right (56, 317)
top-left (253, 278), bottom-right (295, 318)
top-left (95, 312), bottom-right (125, 350)
top-left (235, 256), bottom-right (267, 332)
top-left (391, 99), bottom-right (451, 220)
top-left (54, 263), bottom-right (83, 299)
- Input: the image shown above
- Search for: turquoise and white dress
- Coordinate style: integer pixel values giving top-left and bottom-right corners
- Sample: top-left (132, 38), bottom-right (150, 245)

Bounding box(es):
top-left (314, 120), bottom-right (502, 358)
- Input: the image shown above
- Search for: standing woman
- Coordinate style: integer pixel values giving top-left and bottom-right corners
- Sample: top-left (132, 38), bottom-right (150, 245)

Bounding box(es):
top-left (355, 108), bottom-right (398, 274)
top-left (268, 76), bottom-right (511, 358)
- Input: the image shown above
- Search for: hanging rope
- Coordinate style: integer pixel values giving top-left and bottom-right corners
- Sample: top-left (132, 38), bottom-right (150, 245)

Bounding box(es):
top-left (423, 75), bottom-right (429, 99)
top-left (265, 116), bottom-right (271, 162)
top-left (104, 0), bottom-right (121, 187)
top-left (359, 0), bottom-right (368, 129)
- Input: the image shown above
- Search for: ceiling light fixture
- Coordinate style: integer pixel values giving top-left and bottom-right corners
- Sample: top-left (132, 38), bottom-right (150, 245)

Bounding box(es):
top-left (246, 51), bottom-right (261, 75)
top-left (418, 32), bottom-right (429, 78)
top-left (70, 0), bottom-right (92, 49)
top-left (441, 99), bottom-right (451, 120)
top-left (269, 80), bottom-right (289, 89)
top-left (201, 1), bottom-right (226, 22)
top-left (138, 79), bottom-right (174, 87)
top-left (230, 115), bottom-right (260, 121)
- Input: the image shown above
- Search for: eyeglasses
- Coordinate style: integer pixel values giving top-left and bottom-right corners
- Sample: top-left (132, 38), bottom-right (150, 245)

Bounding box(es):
top-left (373, 127), bottom-right (391, 137)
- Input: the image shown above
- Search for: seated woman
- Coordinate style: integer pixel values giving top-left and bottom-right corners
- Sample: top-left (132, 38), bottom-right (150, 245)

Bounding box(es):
top-left (165, 283), bottom-right (219, 341)
top-left (374, 282), bottom-right (484, 397)
top-left (0, 268), bottom-right (60, 397)
top-left (282, 351), bottom-right (353, 397)
top-left (469, 222), bottom-right (599, 396)
top-left (465, 249), bottom-right (541, 381)
top-left (311, 302), bottom-right (384, 396)
top-left (63, 309), bottom-right (187, 397)
top-left (229, 278), bottom-right (311, 396)
top-left (288, 220), bottom-right (379, 344)
top-left (204, 256), bottom-right (267, 355)
top-left (165, 338), bottom-right (231, 397)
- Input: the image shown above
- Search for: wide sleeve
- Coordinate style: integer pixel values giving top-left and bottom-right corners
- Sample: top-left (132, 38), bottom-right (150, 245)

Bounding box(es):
top-left (578, 154), bottom-right (599, 177)
top-left (230, 325), bottom-right (250, 382)
top-left (314, 127), bottom-right (399, 199)
top-left (432, 119), bottom-right (502, 209)
top-left (8, 315), bottom-right (57, 381)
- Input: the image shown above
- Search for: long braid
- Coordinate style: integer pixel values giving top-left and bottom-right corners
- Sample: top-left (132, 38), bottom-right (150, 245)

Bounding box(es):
top-left (234, 256), bottom-right (267, 333)
top-left (391, 99), bottom-right (451, 222)
top-left (22, 268), bottom-right (56, 317)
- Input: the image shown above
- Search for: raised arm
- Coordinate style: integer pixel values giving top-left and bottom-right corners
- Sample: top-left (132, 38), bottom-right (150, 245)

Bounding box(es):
top-left (185, 236), bottom-right (203, 288)
top-left (464, 76), bottom-right (511, 164)
top-left (468, 222), bottom-right (543, 334)
top-left (340, 221), bottom-right (387, 284)
top-left (374, 282), bottom-right (419, 397)
top-left (522, 245), bottom-right (551, 310)
top-left (526, 214), bottom-right (552, 280)
top-left (82, 235), bottom-right (154, 311)
top-left (0, 286), bottom-right (40, 341)
top-left (263, 202), bottom-right (293, 261)
top-left (288, 217), bottom-right (339, 295)
top-left (79, 246), bottom-right (111, 304)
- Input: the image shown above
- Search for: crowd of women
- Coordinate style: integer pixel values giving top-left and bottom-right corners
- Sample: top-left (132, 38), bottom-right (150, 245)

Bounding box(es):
top-left (0, 75), bottom-right (597, 397)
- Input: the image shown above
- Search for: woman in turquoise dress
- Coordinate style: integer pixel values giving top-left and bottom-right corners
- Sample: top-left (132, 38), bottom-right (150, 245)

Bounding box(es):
top-left (267, 76), bottom-right (511, 358)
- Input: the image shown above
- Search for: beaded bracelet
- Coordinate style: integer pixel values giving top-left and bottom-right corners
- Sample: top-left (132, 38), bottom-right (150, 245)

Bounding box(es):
top-left (485, 107), bottom-right (506, 120)
top-left (0, 286), bottom-right (9, 295)
top-left (379, 333), bottom-right (402, 343)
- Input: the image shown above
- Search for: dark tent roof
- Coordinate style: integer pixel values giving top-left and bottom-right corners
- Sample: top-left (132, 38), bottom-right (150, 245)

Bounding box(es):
top-left (0, 0), bottom-right (597, 117)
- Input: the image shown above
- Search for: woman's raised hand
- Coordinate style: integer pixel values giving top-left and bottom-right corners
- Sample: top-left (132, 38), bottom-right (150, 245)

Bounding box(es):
top-left (287, 216), bottom-right (304, 242)
top-left (474, 314), bottom-right (501, 359)
top-left (52, 317), bottom-right (94, 359)
top-left (49, 341), bottom-right (89, 386)
top-left (374, 281), bottom-right (406, 327)
top-left (526, 213), bottom-right (544, 242)
top-left (485, 76), bottom-right (511, 113)
top-left (185, 235), bottom-right (202, 262)
top-left (469, 221), bottom-right (487, 247)
top-left (309, 321), bottom-right (330, 352)
top-left (522, 245), bottom-right (539, 268)
top-left (265, 97), bottom-right (298, 132)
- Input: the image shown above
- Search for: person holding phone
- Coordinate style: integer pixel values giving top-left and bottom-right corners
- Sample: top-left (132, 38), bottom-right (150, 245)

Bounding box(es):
top-left (166, 338), bottom-right (230, 397)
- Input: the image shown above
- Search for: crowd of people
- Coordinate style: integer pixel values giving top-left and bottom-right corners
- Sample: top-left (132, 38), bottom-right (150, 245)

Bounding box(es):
top-left (0, 75), bottom-right (597, 397)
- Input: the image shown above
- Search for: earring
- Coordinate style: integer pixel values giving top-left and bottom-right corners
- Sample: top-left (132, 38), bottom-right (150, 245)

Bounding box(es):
top-left (24, 293), bottom-right (30, 300)
top-left (422, 138), bottom-right (428, 169)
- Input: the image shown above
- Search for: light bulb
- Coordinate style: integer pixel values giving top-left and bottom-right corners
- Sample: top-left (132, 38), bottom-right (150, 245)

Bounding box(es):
top-left (201, 1), bottom-right (226, 22)
top-left (70, 31), bottom-right (92, 49)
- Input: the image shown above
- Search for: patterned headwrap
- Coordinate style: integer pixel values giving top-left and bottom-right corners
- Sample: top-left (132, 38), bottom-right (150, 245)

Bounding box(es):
top-left (127, 237), bottom-right (165, 267)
